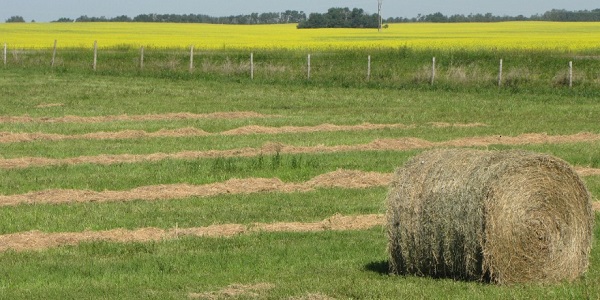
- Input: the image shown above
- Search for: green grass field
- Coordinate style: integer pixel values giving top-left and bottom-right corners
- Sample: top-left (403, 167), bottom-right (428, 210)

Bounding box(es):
top-left (0, 47), bottom-right (599, 299)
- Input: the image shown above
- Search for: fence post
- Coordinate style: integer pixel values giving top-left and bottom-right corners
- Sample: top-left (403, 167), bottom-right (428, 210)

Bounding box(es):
top-left (498, 59), bottom-right (503, 87)
top-left (250, 52), bottom-right (254, 80)
top-left (569, 61), bottom-right (573, 88)
top-left (140, 46), bottom-right (144, 70)
top-left (431, 57), bottom-right (436, 85)
top-left (51, 40), bottom-right (57, 67)
top-left (3, 43), bottom-right (6, 66)
top-left (189, 45), bottom-right (194, 73)
top-left (307, 54), bottom-right (311, 80)
top-left (367, 55), bottom-right (371, 81)
top-left (93, 40), bottom-right (98, 71)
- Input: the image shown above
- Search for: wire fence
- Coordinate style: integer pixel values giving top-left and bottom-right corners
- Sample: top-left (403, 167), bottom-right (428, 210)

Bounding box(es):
top-left (3, 41), bottom-right (600, 89)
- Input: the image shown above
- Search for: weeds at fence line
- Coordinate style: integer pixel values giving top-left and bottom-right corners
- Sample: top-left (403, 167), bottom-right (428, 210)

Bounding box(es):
top-left (2, 44), bottom-right (599, 90)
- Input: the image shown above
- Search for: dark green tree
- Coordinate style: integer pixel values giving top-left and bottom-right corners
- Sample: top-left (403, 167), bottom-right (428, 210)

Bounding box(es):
top-left (6, 16), bottom-right (25, 23)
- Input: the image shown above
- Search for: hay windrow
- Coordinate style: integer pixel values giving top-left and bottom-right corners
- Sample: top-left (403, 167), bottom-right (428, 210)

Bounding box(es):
top-left (220, 123), bottom-right (413, 135)
top-left (189, 283), bottom-right (275, 299)
top-left (1, 169), bottom-right (596, 209)
top-left (0, 132), bottom-right (599, 169)
top-left (574, 166), bottom-right (600, 177)
top-left (0, 214), bottom-right (384, 252)
top-left (386, 149), bottom-right (594, 284)
top-left (0, 122), bottom-right (490, 144)
top-left (0, 111), bottom-right (275, 124)
top-left (35, 103), bottom-right (64, 108)
top-left (0, 170), bottom-right (389, 207)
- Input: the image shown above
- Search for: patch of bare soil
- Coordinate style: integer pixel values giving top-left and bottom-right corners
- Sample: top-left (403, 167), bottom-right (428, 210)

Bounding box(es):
top-left (593, 202), bottom-right (600, 212)
top-left (0, 170), bottom-right (390, 206)
top-left (0, 122), bottom-right (486, 144)
top-left (0, 214), bottom-right (385, 252)
top-left (1, 132), bottom-right (598, 170)
top-left (0, 111), bottom-right (274, 124)
top-left (189, 283), bottom-right (275, 299)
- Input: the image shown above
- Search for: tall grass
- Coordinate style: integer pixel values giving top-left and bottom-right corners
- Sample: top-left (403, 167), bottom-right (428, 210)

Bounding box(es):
top-left (4, 47), bottom-right (600, 91)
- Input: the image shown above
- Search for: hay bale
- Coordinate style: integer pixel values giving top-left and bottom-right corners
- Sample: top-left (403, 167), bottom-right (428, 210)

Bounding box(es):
top-left (386, 149), bottom-right (594, 284)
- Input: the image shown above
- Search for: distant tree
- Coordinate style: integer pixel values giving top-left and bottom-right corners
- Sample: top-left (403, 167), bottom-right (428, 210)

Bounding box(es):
top-left (111, 15), bottom-right (132, 22)
top-left (53, 17), bottom-right (74, 22)
top-left (6, 16), bottom-right (26, 23)
top-left (298, 7), bottom-right (378, 29)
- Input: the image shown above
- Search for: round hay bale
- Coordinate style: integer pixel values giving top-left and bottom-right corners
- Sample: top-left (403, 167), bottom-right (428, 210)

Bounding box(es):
top-left (386, 149), bottom-right (594, 284)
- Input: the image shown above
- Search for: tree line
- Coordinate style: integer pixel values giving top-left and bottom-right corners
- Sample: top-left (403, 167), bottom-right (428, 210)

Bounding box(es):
top-left (52, 11), bottom-right (307, 24)
top-left (5, 8), bottom-right (600, 25)
top-left (386, 9), bottom-right (600, 23)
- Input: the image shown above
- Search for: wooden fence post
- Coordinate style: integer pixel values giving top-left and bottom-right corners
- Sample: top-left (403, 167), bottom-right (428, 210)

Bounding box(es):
top-left (140, 46), bottom-right (144, 70)
top-left (367, 55), bottom-right (371, 81)
top-left (51, 40), bottom-right (57, 67)
top-left (569, 61), bottom-right (573, 88)
top-left (307, 54), bottom-right (311, 80)
top-left (250, 52), bottom-right (254, 79)
top-left (498, 59), bottom-right (503, 87)
top-left (93, 40), bottom-right (98, 71)
top-left (189, 45), bottom-right (194, 72)
top-left (431, 57), bottom-right (436, 85)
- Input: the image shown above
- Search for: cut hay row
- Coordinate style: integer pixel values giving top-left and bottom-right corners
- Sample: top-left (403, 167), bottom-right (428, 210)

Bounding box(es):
top-left (1, 169), bottom-right (598, 208)
top-left (1, 132), bottom-right (599, 170)
top-left (189, 283), bottom-right (276, 300)
top-left (0, 170), bottom-right (391, 206)
top-left (0, 111), bottom-right (275, 124)
top-left (0, 214), bottom-right (384, 252)
top-left (0, 122), bottom-right (488, 144)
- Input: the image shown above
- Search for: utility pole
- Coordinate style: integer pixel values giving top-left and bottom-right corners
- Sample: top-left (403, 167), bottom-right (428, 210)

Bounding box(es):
top-left (378, 0), bottom-right (383, 32)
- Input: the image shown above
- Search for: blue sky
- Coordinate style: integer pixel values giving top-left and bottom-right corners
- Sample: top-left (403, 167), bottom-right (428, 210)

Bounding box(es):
top-left (2, 0), bottom-right (598, 22)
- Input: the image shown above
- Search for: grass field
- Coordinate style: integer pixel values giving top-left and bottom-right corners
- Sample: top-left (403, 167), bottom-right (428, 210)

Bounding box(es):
top-left (0, 22), bottom-right (599, 299)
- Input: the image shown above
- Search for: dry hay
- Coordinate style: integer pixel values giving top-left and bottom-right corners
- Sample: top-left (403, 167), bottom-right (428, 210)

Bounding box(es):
top-left (593, 202), bottom-right (600, 212)
top-left (386, 149), bottom-right (594, 285)
top-left (220, 123), bottom-right (412, 135)
top-left (0, 128), bottom-right (211, 143)
top-left (428, 122), bottom-right (488, 128)
top-left (35, 103), bottom-right (64, 108)
top-left (0, 123), bottom-right (409, 144)
top-left (288, 293), bottom-right (337, 300)
top-left (0, 214), bottom-right (384, 252)
top-left (189, 283), bottom-right (275, 299)
top-left (1, 132), bottom-right (600, 170)
top-left (573, 166), bottom-right (600, 177)
top-left (0, 111), bottom-right (274, 124)
top-left (0, 122), bottom-right (491, 144)
top-left (0, 170), bottom-right (390, 207)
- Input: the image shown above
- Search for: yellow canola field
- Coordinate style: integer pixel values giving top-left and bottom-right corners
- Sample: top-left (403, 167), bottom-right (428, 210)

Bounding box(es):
top-left (2, 21), bottom-right (600, 52)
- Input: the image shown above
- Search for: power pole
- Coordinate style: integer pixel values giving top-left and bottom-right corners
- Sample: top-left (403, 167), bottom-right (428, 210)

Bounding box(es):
top-left (378, 0), bottom-right (383, 32)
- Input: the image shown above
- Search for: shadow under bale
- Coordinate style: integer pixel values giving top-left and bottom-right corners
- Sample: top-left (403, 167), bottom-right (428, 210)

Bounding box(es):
top-left (386, 149), bottom-right (594, 284)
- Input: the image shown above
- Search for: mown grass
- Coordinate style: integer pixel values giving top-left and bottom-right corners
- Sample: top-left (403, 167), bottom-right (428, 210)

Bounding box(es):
top-left (0, 224), bottom-right (598, 299)
top-left (0, 142), bottom-right (599, 196)
top-left (0, 187), bottom-right (387, 234)
top-left (1, 46), bottom-right (599, 299)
